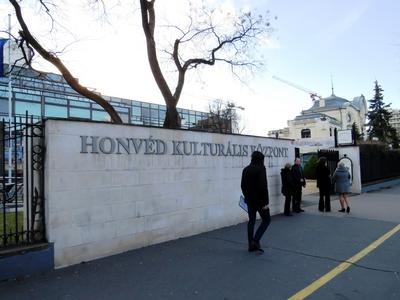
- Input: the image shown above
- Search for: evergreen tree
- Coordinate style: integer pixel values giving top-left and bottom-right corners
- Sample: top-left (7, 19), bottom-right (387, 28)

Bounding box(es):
top-left (367, 81), bottom-right (395, 145)
top-left (303, 154), bottom-right (318, 179)
top-left (388, 127), bottom-right (400, 149)
top-left (352, 122), bottom-right (363, 141)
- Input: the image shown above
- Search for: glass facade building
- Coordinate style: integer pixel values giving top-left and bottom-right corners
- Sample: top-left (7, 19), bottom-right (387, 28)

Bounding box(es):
top-left (0, 66), bottom-right (210, 128)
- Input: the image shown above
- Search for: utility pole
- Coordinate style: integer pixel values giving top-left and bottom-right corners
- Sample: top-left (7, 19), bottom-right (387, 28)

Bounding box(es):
top-left (7, 14), bottom-right (12, 184)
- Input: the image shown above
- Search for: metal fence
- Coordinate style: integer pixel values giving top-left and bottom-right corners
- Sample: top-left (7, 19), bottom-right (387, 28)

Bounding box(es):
top-left (1, 114), bottom-right (46, 249)
top-left (317, 149), bottom-right (339, 176)
top-left (360, 144), bottom-right (400, 184)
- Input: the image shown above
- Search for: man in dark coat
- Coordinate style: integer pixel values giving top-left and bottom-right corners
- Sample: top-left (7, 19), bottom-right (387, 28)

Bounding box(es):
top-left (241, 151), bottom-right (271, 252)
top-left (291, 157), bottom-right (306, 213)
top-left (281, 163), bottom-right (294, 216)
top-left (316, 156), bottom-right (331, 212)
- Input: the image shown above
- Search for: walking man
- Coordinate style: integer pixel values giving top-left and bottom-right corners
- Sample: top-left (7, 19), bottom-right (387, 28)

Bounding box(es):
top-left (241, 151), bottom-right (271, 252)
top-left (291, 157), bottom-right (306, 213)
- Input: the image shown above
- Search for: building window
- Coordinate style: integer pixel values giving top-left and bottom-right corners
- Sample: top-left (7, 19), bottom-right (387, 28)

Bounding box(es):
top-left (329, 127), bottom-right (332, 137)
top-left (45, 105), bottom-right (67, 118)
top-left (151, 108), bottom-right (158, 119)
top-left (69, 100), bottom-right (89, 108)
top-left (141, 107), bottom-right (150, 119)
top-left (15, 92), bottom-right (41, 102)
top-left (70, 107), bottom-right (90, 119)
top-left (346, 113), bottom-right (352, 123)
top-left (0, 99), bottom-right (8, 114)
top-left (301, 129), bottom-right (311, 138)
top-left (45, 96), bottom-right (67, 105)
top-left (131, 106), bottom-right (141, 117)
top-left (15, 101), bottom-right (41, 116)
top-left (159, 110), bottom-right (166, 122)
top-left (92, 110), bottom-right (109, 121)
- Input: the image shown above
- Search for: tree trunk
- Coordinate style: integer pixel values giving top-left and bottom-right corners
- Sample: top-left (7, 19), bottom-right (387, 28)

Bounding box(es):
top-left (140, 0), bottom-right (183, 129)
top-left (163, 105), bottom-right (181, 129)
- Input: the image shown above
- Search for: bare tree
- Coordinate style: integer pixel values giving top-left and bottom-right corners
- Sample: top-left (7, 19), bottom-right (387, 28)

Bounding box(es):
top-left (8, 0), bottom-right (122, 124)
top-left (140, 0), bottom-right (272, 129)
top-left (207, 100), bottom-right (243, 134)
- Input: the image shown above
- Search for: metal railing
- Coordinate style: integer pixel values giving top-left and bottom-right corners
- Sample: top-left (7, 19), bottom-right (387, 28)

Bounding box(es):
top-left (1, 113), bottom-right (46, 249)
top-left (360, 144), bottom-right (400, 184)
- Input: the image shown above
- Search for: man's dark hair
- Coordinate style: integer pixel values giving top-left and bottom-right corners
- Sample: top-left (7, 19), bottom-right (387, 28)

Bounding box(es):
top-left (251, 151), bottom-right (265, 165)
top-left (318, 156), bottom-right (327, 165)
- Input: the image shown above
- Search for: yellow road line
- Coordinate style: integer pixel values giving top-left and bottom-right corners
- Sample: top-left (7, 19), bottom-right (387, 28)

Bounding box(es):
top-left (288, 223), bottom-right (400, 300)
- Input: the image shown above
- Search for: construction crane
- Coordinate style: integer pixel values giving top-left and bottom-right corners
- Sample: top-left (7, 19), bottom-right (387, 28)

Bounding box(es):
top-left (272, 75), bottom-right (322, 102)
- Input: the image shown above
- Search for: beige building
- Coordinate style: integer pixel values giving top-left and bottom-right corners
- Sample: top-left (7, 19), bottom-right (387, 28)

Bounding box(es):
top-left (389, 108), bottom-right (400, 135)
top-left (269, 92), bottom-right (367, 147)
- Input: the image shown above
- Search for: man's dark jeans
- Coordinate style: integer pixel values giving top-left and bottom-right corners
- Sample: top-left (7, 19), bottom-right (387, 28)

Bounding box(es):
top-left (284, 194), bottom-right (294, 215)
top-left (293, 186), bottom-right (302, 212)
top-left (318, 188), bottom-right (331, 212)
top-left (247, 206), bottom-right (271, 246)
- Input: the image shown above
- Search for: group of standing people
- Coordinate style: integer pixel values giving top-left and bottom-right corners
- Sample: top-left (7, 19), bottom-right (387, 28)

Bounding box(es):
top-left (240, 151), bottom-right (352, 253)
top-left (281, 156), bottom-right (352, 215)
top-left (280, 158), bottom-right (306, 216)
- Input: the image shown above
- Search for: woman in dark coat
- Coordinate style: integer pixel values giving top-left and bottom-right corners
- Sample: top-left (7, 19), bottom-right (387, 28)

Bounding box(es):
top-left (316, 157), bottom-right (331, 212)
top-left (333, 162), bottom-right (351, 213)
top-left (281, 163), bottom-right (294, 216)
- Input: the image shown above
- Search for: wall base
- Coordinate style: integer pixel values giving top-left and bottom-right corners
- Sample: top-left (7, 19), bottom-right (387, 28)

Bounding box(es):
top-left (0, 243), bottom-right (54, 281)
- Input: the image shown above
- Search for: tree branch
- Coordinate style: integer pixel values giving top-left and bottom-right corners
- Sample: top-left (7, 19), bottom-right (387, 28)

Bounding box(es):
top-left (9, 0), bottom-right (122, 123)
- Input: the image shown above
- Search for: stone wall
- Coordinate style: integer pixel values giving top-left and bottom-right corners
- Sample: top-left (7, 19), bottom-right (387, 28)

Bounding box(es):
top-left (44, 120), bottom-right (295, 267)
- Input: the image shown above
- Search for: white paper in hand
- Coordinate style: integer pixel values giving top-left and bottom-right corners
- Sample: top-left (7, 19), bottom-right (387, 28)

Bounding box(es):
top-left (239, 195), bottom-right (248, 212)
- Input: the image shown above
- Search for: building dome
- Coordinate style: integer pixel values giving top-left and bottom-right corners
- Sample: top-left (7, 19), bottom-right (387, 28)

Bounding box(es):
top-left (306, 93), bottom-right (349, 111)
top-left (322, 93), bottom-right (349, 108)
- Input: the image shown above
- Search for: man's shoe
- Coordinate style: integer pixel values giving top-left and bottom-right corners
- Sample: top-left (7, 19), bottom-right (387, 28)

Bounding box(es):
top-left (325, 209), bottom-right (331, 212)
top-left (299, 209), bottom-right (305, 212)
top-left (254, 241), bottom-right (264, 253)
top-left (248, 241), bottom-right (258, 252)
top-left (284, 213), bottom-right (293, 216)
top-left (248, 244), bottom-right (258, 252)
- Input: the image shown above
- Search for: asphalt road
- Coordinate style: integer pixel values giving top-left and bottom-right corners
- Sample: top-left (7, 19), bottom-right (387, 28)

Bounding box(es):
top-left (1, 184), bottom-right (399, 300)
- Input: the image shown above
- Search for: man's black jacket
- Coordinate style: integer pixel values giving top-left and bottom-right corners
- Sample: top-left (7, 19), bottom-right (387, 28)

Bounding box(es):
top-left (241, 153), bottom-right (269, 209)
top-left (316, 163), bottom-right (331, 190)
top-left (291, 164), bottom-right (306, 187)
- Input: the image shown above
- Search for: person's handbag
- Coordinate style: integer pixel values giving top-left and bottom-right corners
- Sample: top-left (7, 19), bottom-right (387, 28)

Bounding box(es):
top-left (239, 195), bottom-right (248, 212)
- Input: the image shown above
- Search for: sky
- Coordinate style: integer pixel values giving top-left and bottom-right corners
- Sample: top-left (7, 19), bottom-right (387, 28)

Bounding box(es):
top-left (1, 0), bottom-right (399, 136)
